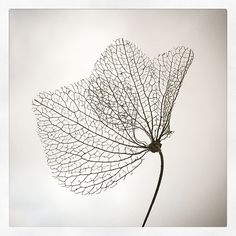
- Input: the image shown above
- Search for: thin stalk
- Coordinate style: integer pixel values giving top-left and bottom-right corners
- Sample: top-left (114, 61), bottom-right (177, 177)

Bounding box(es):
top-left (142, 150), bottom-right (164, 227)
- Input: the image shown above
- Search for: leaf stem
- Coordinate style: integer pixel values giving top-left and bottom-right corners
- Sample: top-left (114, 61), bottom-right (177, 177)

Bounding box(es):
top-left (142, 150), bottom-right (164, 227)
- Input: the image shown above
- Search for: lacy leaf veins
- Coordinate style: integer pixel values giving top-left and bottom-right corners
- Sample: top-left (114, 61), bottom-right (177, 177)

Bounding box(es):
top-left (32, 38), bottom-right (194, 226)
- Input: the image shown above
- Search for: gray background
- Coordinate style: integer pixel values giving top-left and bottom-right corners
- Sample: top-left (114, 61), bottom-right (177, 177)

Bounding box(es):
top-left (10, 10), bottom-right (226, 226)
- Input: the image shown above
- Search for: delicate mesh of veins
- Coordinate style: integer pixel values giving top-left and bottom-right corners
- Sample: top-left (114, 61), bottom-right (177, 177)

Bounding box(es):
top-left (33, 38), bottom-right (194, 195)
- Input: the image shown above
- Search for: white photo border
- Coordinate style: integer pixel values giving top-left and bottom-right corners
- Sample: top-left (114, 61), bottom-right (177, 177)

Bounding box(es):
top-left (1, 0), bottom-right (235, 235)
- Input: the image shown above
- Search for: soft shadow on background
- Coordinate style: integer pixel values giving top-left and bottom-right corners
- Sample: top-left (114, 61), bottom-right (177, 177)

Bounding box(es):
top-left (10, 9), bottom-right (226, 226)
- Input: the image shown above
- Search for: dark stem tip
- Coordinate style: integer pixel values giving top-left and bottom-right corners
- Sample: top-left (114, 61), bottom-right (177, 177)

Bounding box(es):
top-left (148, 140), bottom-right (162, 153)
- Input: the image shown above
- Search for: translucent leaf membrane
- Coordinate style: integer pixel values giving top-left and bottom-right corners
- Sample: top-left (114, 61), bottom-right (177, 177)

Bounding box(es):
top-left (32, 39), bottom-right (194, 194)
top-left (153, 46), bottom-right (194, 140)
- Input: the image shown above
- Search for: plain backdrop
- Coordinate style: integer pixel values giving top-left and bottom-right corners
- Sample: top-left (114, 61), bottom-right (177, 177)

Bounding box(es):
top-left (10, 9), bottom-right (226, 226)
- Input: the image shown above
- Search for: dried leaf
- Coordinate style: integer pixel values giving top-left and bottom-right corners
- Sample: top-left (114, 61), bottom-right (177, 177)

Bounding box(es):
top-left (33, 38), bottom-right (194, 195)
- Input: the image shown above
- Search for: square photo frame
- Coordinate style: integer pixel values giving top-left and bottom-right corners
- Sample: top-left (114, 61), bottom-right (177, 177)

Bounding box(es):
top-left (0, 0), bottom-right (235, 235)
